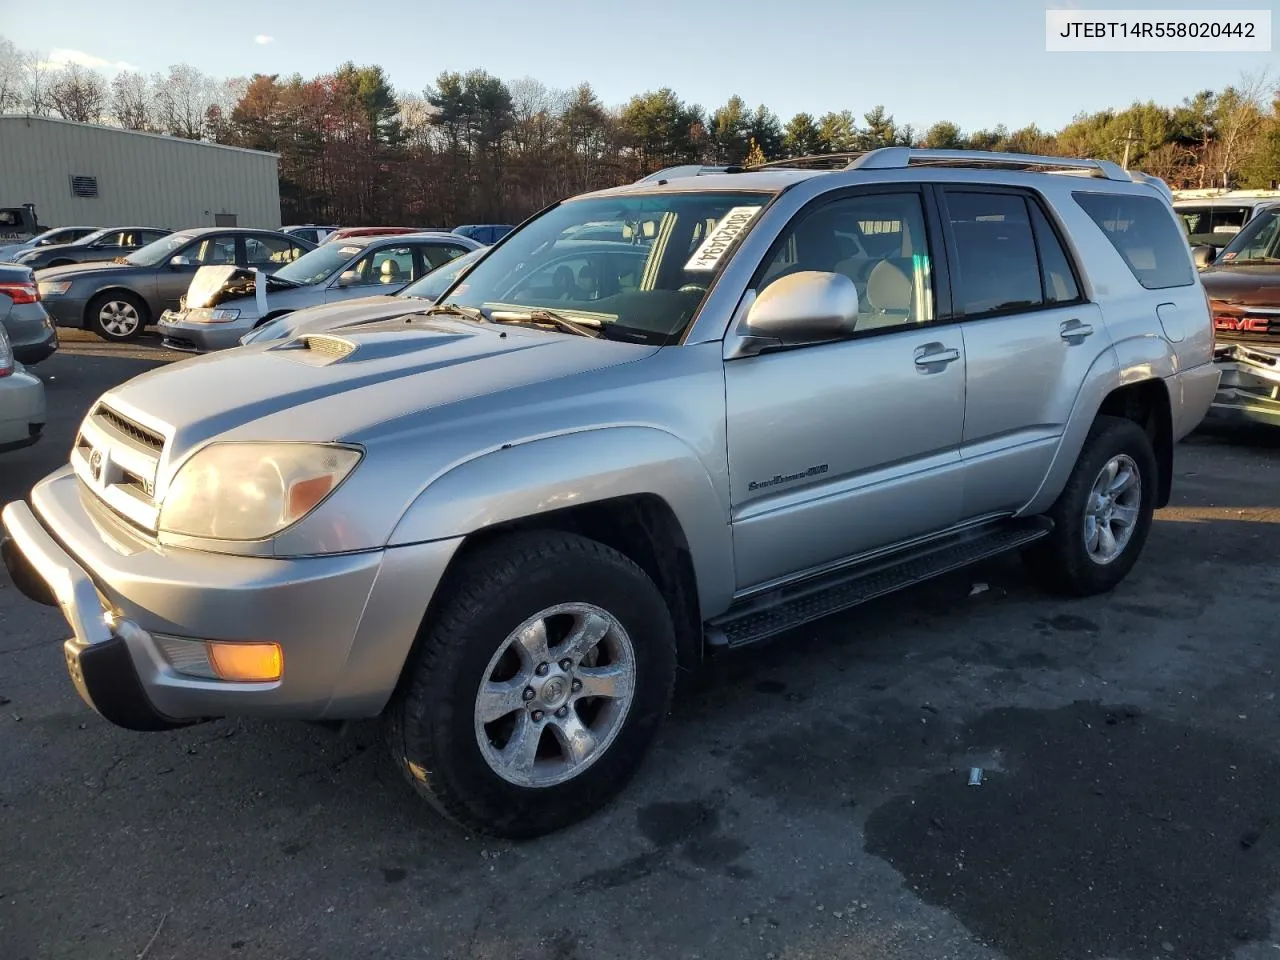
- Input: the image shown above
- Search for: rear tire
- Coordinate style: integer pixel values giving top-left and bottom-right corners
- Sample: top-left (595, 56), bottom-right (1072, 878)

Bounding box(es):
top-left (87, 291), bottom-right (149, 343)
top-left (384, 531), bottom-right (677, 839)
top-left (1025, 415), bottom-right (1157, 596)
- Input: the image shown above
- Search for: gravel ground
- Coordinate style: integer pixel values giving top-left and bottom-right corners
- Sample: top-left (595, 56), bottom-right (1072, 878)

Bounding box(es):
top-left (2, 330), bottom-right (1279, 960)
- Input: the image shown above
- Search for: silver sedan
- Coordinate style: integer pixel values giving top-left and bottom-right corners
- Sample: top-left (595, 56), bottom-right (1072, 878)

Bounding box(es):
top-left (157, 232), bottom-right (483, 352)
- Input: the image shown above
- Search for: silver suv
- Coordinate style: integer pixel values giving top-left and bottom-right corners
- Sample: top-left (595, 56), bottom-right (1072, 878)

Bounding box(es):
top-left (1, 148), bottom-right (1219, 839)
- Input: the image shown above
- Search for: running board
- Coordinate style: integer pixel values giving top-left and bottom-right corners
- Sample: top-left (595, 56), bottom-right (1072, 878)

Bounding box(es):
top-left (705, 517), bottom-right (1053, 649)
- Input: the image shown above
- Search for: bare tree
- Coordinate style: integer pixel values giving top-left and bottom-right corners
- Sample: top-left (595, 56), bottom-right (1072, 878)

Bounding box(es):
top-left (48, 62), bottom-right (106, 122)
top-left (1215, 68), bottom-right (1273, 187)
top-left (19, 49), bottom-right (51, 116)
top-left (152, 63), bottom-right (218, 138)
top-left (0, 37), bottom-right (23, 113)
top-left (110, 70), bottom-right (153, 130)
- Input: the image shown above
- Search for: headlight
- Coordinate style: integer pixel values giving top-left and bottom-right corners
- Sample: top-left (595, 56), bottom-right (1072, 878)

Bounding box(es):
top-left (38, 280), bottom-right (72, 297)
top-left (186, 307), bottom-right (242, 323)
top-left (158, 442), bottom-right (362, 540)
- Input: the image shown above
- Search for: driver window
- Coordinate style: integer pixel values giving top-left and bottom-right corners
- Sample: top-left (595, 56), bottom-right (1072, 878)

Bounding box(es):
top-left (192, 235), bottom-right (237, 265)
top-left (350, 246), bottom-right (416, 285)
top-left (759, 192), bottom-right (935, 331)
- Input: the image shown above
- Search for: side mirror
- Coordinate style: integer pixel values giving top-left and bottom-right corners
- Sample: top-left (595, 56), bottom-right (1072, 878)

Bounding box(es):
top-left (170, 255), bottom-right (193, 268)
top-left (336, 269), bottom-right (359, 287)
top-left (739, 271), bottom-right (860, 353)
top-left (1192, 245), bottom-right (1217, 269)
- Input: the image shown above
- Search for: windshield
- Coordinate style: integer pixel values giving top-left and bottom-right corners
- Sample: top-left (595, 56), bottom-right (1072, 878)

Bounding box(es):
top-left (1177, 205), bottom-right (1252, 245)
top-left (271, 242), bottom-right (365, 285)
top-left (1218, 208), bottom-right (1280, 263)
top-left (439, 191), bottom-right (773, 344)
top-left (126, 232), bottom-right (196, 266)
top-left (400, 248), bottom-right (485, 301)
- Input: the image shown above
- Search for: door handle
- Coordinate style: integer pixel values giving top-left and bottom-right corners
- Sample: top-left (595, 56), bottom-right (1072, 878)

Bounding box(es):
top-left (1060, 318), bottom-right (1094, 341)
top-left (914, 344), bottom-right (960, 367)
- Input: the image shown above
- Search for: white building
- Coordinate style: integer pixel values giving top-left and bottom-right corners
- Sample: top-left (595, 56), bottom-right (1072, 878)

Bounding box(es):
top-left (0, 115), bottom-right (281, 230)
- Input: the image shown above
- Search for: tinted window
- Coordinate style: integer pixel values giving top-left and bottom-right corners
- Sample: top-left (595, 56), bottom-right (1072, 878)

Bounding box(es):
top-left (0, 210), bottom-right (21, 228)
top-left (1028, 201), bottom-right (1081, 304)
top-left (140, 230), bottom-right (169, 245)
top-left (422, 243), bottom-right (473, 269)
top-left (1074, 192), bottom-right (1194, 289)
top-left (942, 191), bottom-right (1043, 316)
top-left (760, 191), bottom-right (935, 331)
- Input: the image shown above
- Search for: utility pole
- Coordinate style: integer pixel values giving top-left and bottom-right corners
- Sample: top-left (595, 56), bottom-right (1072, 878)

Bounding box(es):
top-left (1118, 124), bottom-right (1139, 170)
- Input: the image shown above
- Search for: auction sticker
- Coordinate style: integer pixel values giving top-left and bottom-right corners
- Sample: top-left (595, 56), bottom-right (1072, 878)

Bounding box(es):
top-left (685, 206), bottom-right (763, 271)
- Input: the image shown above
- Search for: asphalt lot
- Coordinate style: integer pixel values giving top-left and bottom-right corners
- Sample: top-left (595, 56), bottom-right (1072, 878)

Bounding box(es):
top-left (3, 330), bottom-right (1280, 960)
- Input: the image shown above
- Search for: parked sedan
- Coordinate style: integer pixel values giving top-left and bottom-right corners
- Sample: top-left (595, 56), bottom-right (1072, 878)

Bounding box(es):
top-left (0, 225), bottom-right (97, 263)
top-left (14, 226), bottom-right (172, 270)
top-left (0, 264), bottom-right (58, 366)
top-left (157, 232), bottom-right (481, 352)
top-left (35, 228), bottom-right (314, 343)
top-left (0, 323), bottom-right (45, 454)
top-left (240, 245), bottom-right (488, 345)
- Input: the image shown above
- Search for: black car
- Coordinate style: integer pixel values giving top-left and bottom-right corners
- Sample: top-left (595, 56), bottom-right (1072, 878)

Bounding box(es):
top-left (35, 228), bottom-right (315, 342)
top-left (15, 226), bottom-right (172, 270)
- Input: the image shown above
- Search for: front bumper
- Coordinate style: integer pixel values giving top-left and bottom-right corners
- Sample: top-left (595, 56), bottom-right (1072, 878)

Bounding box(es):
top-left (1, 467), bottom-right (461, 730)
top-left (158, 309), bottom-right (255, 352)
top-left (0, 367), bottom-right (46, 453)
top-left (1208, 343), bottom-right (1280, 428)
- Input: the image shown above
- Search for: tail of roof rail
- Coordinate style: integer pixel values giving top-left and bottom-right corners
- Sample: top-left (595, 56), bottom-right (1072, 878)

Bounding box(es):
top-left (634, 164), bottom-right (736, 183)
top-left (846, 147), bottom-right (1132, 182)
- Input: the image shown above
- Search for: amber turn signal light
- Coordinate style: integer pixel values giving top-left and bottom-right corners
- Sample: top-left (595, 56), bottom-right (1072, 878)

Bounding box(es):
top-left (206, 642), bottom-right (283, 682)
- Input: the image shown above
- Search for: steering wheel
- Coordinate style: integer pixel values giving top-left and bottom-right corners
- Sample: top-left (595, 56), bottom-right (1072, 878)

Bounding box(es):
top-left (678, 283), bottom-right (708, 295)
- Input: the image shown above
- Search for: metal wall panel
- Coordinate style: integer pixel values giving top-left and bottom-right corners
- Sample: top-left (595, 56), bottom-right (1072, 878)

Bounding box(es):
top-left (0, 116), bottom-right (282, 229)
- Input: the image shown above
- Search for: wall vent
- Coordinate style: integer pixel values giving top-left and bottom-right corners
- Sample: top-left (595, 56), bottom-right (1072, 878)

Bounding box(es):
top-left (69, 175), bottom-right (98, 199)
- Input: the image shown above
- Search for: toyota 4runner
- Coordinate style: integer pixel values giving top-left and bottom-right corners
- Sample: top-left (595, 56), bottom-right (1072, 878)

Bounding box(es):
top-left (1, 148), bottom-right (1219, 838)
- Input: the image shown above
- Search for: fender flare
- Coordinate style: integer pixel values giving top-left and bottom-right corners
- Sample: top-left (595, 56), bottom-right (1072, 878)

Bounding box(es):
top-left (388, 425), bottom-right (736, 616)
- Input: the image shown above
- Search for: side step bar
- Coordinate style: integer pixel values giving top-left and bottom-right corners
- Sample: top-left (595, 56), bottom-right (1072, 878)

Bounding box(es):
top-left (705, 517), bottom-right (1053, 649)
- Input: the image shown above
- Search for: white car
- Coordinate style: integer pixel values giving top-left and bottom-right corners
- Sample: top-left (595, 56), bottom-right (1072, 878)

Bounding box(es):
top-left (0, 323), bottom-right (45, 453)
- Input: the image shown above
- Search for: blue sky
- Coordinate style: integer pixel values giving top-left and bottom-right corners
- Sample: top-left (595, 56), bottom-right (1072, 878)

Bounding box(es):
top-left (1, 0), bottom-right (1274, 133)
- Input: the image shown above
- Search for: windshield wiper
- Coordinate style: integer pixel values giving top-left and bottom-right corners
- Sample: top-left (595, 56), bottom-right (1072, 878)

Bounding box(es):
top-left (490, 308), bottom-right (602, 339)
top-left (1224, 257), bottom-right (1280, 264)
top-left (422, 303), bottom-right (489, 323)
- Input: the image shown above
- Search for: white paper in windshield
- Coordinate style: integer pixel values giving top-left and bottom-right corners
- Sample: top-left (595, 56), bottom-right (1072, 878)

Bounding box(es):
top-left (684, 205), bottom-right (763, 271)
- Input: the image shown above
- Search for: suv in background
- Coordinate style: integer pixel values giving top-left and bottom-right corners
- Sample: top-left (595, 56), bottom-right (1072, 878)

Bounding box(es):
top-left (453, 224), bottom-right (514, 245)
top-left (1, 148), bottom-right (1217, 840)
top-left (1174, 192), bottom-right (1280, 254)
top-left (283, 224), bottom-right (339, 246)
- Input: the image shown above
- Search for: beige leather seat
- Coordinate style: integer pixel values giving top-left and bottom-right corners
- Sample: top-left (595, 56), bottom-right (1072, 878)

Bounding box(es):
top-left (860, 259), bottom-right (915, 330)
top-left (379, 259), bottom-right (403, 284)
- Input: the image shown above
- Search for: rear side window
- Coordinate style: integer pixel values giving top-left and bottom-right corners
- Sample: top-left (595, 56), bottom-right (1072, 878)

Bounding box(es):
top-left (942, 191), bottom-right (1044, 316)
top-left (1027, 201), bottom-right (1081, 304)
top-left (1073, 192), bottom-right (1194, 290)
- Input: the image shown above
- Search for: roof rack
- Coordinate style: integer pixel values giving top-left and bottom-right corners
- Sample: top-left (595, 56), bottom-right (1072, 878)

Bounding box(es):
top-left (634, 164), bottom-right (740, 183)
top-left (846, 147), bottom-right (1131, 182)
top-left (747, 152), bottom-right (869, 170)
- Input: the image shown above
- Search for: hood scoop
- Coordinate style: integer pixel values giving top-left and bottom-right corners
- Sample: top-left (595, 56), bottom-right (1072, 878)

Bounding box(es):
top-left (276, 333), bottom-right (359, 364)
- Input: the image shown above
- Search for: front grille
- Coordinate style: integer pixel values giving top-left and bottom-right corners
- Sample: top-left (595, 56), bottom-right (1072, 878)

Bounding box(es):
top-left (93, 405), bottom-right (164, 451)
top-left (72, 403), bottom-right (169, 532)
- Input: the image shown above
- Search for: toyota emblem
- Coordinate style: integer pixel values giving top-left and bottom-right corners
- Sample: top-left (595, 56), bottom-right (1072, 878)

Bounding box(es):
top-left (89, 448), bottom-right (104, 480)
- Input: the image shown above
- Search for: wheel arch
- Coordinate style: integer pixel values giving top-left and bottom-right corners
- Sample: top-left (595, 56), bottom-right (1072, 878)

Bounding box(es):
top-left (1022, 345), bottom-right (1175, 515)
top-left (386, 426), bottom-right (737, 676)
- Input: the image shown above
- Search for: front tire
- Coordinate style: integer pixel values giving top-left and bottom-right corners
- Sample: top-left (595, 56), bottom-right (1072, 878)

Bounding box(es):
top-left (1026, 415), bottom-right (1157, 596)
top-left (87, 291), bottom-right (149, 342)
top-left (384, 531), bottom-right (677, 839)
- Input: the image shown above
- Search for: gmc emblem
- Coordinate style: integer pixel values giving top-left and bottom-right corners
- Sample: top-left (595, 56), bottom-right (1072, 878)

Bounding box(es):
top-left (1214, 316), bottom-right (1270, 333)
